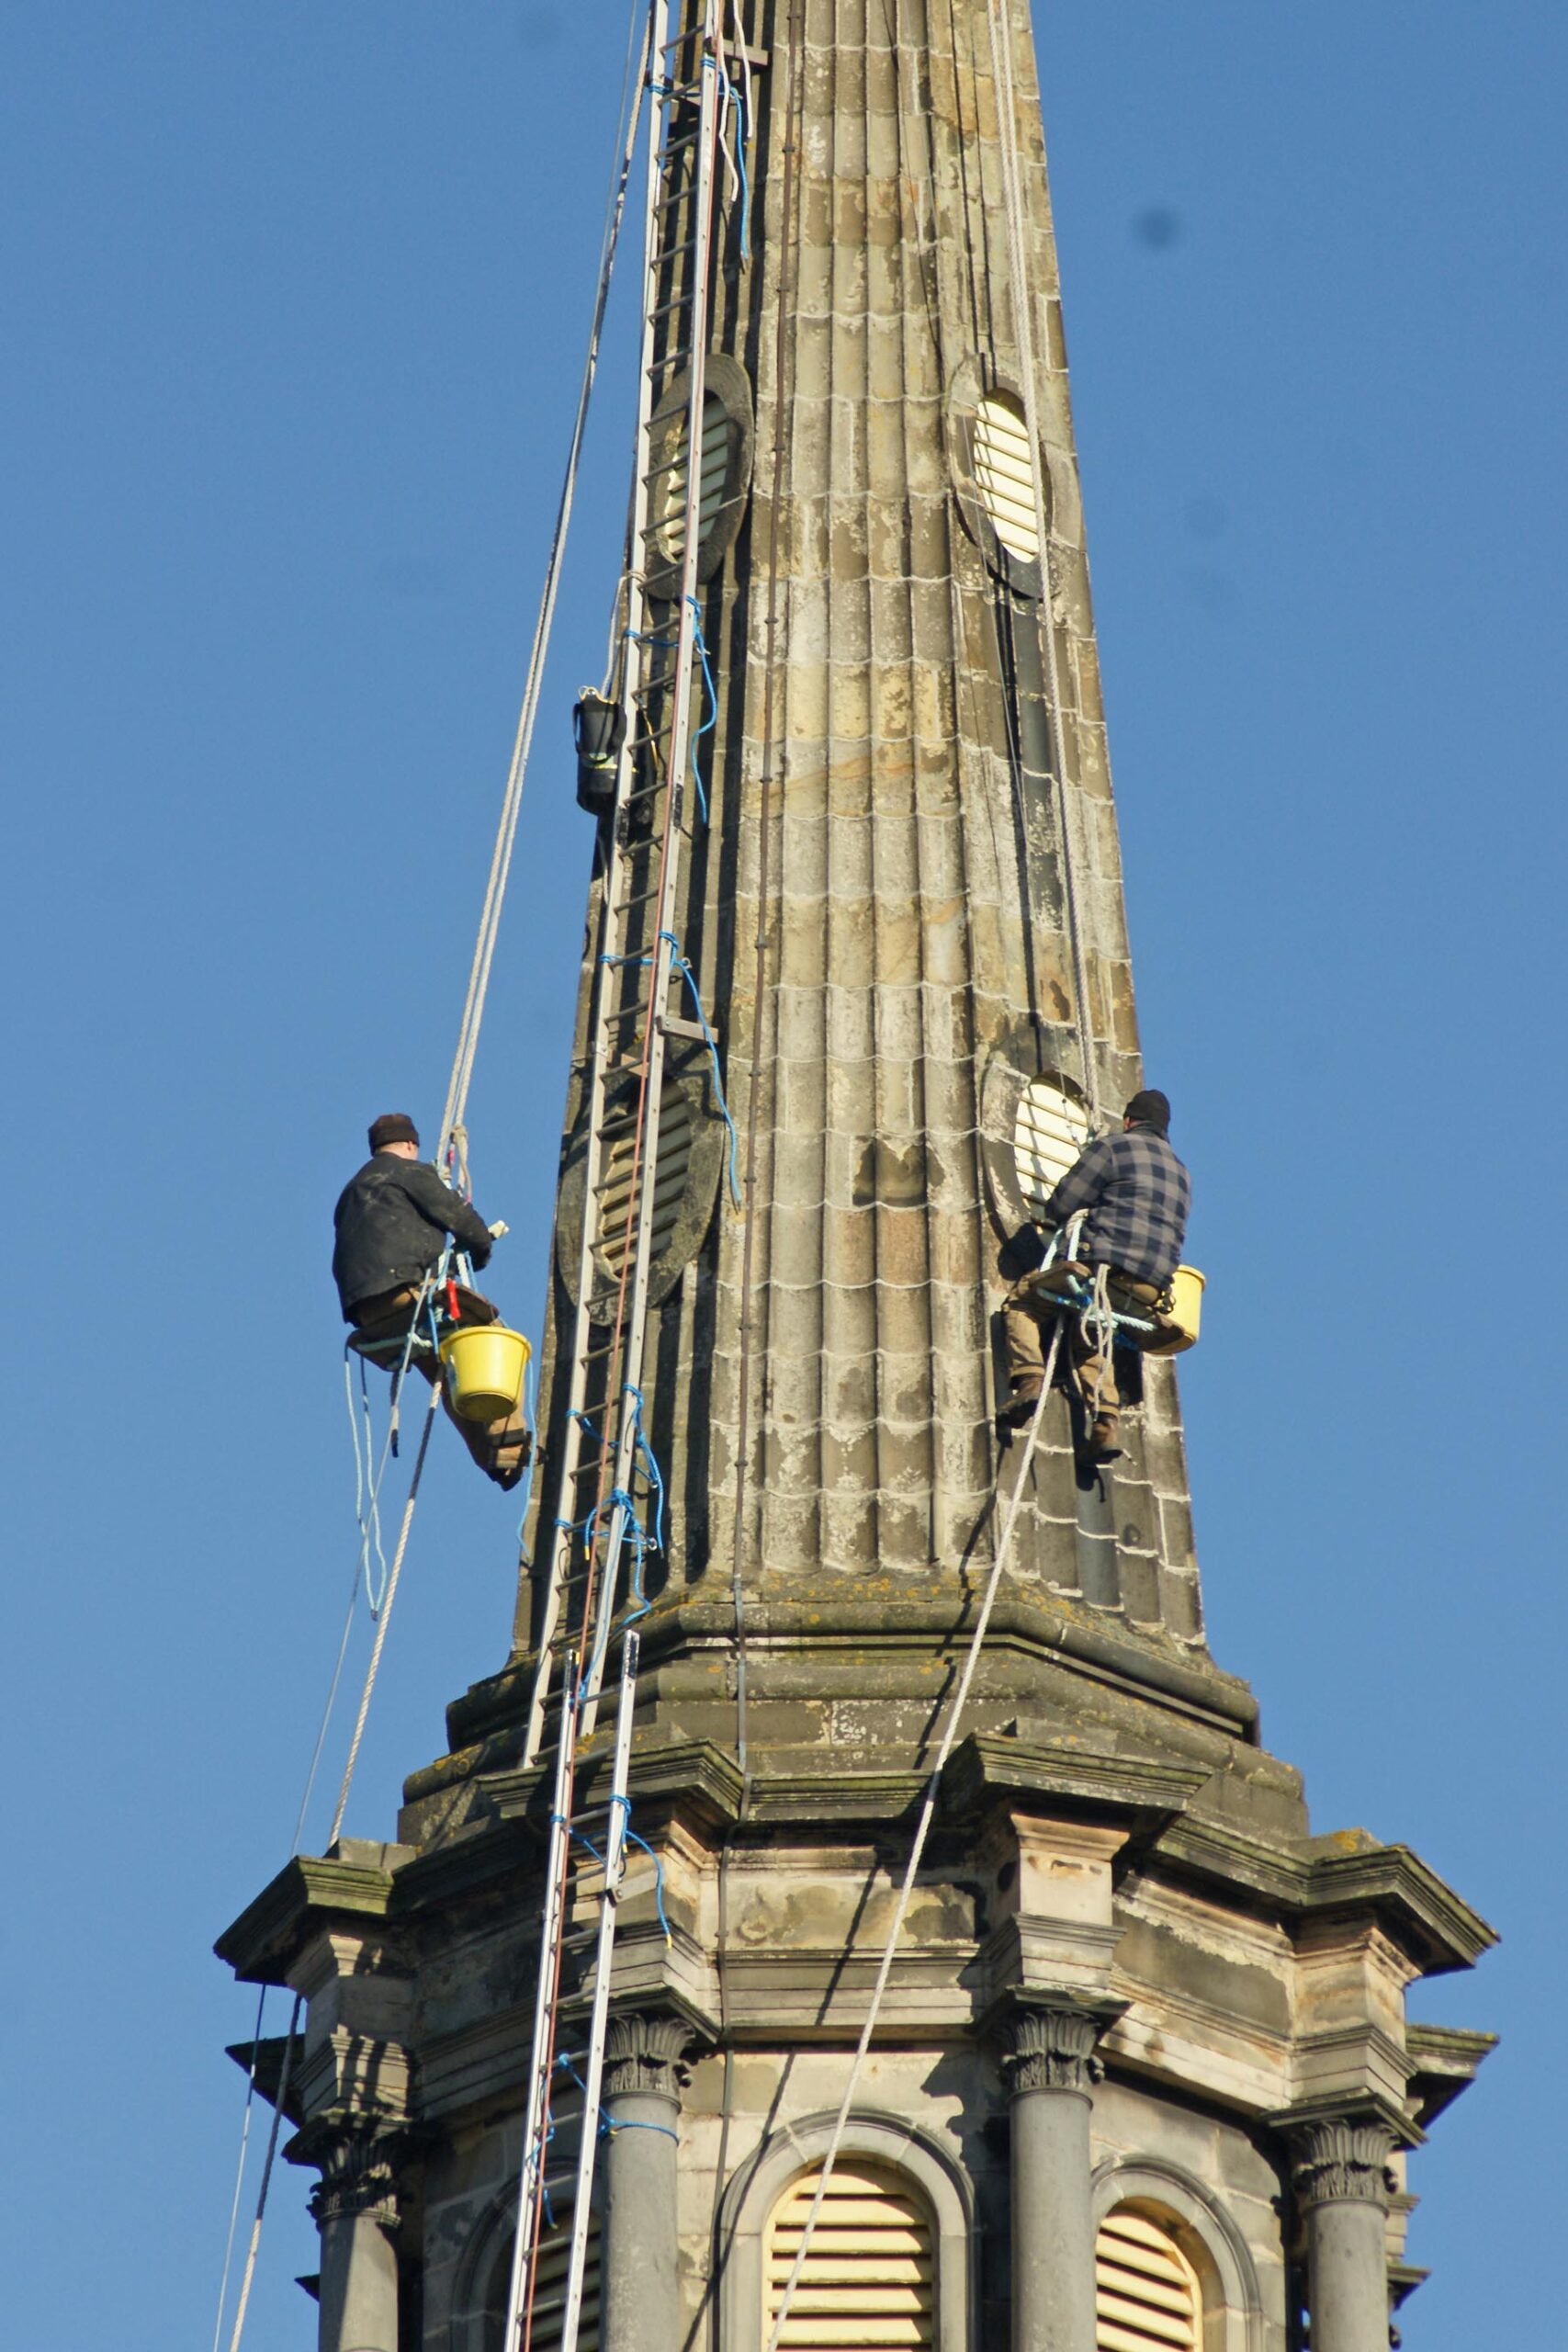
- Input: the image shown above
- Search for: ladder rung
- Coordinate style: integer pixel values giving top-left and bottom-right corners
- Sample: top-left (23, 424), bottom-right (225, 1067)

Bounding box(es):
top-left (647, 347), bottom-right (692, 380)
top-left (649, 281), bottom-right (697, 323)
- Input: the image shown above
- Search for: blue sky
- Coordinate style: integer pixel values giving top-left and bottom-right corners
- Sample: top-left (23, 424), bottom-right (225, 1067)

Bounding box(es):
top-left (2, 6), bottom-right (1562, 2346)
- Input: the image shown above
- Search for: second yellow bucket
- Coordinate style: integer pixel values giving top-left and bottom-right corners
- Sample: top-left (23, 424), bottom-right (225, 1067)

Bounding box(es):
top-left (439, 1324), bottom-right (532, 1423)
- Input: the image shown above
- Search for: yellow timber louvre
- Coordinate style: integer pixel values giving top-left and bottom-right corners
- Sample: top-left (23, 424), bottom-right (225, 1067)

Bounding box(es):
top-left (764, 2162), bottom-right (934, 2348)
top-left (486, 2211), bottom-right (602, 2352)
top-left (658, 394), bottom-right (731, 558)
top-left (1094, 2208), bottom-right (1201, 2352)
top-left (1013, 1074), bottom-right (1091, 1219)
top-left (973, 387), bottom-right (1041, 562)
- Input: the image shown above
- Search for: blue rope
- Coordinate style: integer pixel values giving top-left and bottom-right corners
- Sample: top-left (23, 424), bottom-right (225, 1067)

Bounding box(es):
top-left (622, 1384), bottom-right (667, 1555)
top-left (658, 930), bottom-right (742, 1206)
top-left (685, 597), bottom-right (717, 823)
top-left (612, 1796), bottom-right (675, 1945)
top-left (719, 68), bottom-right (752, 262)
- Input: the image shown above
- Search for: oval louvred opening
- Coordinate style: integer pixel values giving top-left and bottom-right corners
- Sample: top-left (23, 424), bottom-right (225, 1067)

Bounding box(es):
top-left (765, 2161), bottom-right (935, 2348)
top-left (1013, 1074), bottom-right (1090, 1220)
top-left (1095, 2209), bottom-right (1201, 2352)
top-left (973, 388), bottom-right (1041, 562)
top-left (658, 394), bottom-right (732, 560)
top-left (594, 1081), bottom-right (696, 1291)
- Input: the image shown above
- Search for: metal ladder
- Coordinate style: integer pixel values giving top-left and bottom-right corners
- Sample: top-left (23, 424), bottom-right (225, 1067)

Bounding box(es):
top-left (524, 0), bottom-right (726, 1772)
top-left (502, 9), bottom-right (728, 2348)
top-left (502, 1635), bottom-right (640, 2352)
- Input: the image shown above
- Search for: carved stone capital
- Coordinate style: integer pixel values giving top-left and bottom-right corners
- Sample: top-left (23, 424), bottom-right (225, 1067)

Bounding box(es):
top-left (998, 2001), bottom-right (1117, 2097)
top-left (1288, 2114), bottom-right (1399, 2211)
top-left (302, 2120), bottom-right (405, 2233)
top-left (603, 2010), bottom-right (692, 2104)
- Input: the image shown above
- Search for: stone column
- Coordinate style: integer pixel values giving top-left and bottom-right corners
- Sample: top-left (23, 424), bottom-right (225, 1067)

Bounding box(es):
top-left (601, 2012), bottom-right (690, 2352)
top-left (1290, 2115), bottom-right (1397, 2352)
top-left (306, 2121), bottom-right (403, 2352)
top-left (1001, 2003), bottom-right (1116, 2352)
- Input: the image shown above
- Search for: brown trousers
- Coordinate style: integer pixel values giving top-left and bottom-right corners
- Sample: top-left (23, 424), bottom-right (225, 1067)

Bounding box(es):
top-left (349, 1283), bottom-right (531, 1488)
top-left (1001, 1263), bottom-right (1165, 1430)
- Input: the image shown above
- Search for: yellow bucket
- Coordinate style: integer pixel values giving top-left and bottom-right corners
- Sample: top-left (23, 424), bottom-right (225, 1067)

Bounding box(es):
top-left (439, 1324), bottom-right (532, 1423)
top-left (1143, 1264), bottom-right (1205, 1356)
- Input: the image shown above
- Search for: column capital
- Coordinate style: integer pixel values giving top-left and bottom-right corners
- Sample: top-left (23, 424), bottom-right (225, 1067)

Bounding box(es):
top-left (604, 2010), bottom-right (693, 2103)
top-left (1284, 2112), bottom-right (1399, 2211)
top-left (997, 1996), bottom-right (1125, 2097)
top-left (295, 2117), bottom-right (407, 2233)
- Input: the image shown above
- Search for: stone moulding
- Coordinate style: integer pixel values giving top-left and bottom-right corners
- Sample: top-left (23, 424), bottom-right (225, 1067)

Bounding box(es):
top-left (431, 1589), bottom-right (1263, 1770)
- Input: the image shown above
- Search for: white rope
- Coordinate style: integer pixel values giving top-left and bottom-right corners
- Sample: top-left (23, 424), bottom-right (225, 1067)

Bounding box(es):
top-left (763, 1314), bottom-right (1068, 2352)
top-left (986, 0), bottom-right (1099, 1126)
top-left (435, 0), bottom-right (654, 1181)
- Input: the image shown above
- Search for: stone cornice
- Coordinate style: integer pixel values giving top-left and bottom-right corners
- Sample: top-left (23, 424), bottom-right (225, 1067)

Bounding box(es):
top-left (1150, 1818), bottom-right (1496, 1976)
top-left (226, 2032), bottom-right (308, 2126)
top-left (214, 1849), bottom-right (409, 1986)
top-left (942, 1733), bottom-right (1210, 1830)
top-left (438, 1590), bottom-right (1260, 1762)
top-left (1403, 2023), bottom-right (1498, 2127)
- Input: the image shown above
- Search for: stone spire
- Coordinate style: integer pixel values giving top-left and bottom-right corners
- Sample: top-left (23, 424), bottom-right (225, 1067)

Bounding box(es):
top-left (509, 0), bottom-right (1225, 1775)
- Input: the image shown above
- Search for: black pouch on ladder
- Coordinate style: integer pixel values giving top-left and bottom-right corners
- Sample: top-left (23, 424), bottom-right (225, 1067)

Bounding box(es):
top-left (574, 689), bottom-right (626, 816)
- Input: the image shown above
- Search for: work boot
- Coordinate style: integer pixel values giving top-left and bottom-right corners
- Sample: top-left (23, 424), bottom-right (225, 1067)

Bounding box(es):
top-left (487, 1428), bottom-right (533, 1492)
top-left (997, 1377), bottom-right (1043, 1433)
top-left (1085, 1415), bottom-right (1123, 1466)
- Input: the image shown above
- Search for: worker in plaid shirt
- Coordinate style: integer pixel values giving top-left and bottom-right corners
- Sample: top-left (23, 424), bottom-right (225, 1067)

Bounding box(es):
top-left (1000, 1088), bottom-right (1190, 1465)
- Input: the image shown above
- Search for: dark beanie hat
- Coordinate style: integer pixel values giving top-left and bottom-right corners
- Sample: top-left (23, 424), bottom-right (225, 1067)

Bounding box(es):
top-left (1123, 1089), bottom-right (1171, 1133)
top-left (368, 1112), bottom-right (420, 1152)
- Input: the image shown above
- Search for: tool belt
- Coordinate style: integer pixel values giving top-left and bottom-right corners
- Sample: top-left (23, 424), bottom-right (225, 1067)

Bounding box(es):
top-left (1023, 1260), bottom-right (1173, 1336)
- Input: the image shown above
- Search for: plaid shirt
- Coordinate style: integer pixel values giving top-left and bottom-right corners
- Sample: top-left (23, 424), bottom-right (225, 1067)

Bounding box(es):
top-left (1043, 1125), bottom-right (1190, 1287)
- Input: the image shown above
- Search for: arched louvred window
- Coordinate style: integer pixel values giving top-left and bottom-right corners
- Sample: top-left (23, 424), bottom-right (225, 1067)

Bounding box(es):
top-left (765, 2160), bottom-right (935, 2348)
top-left (1095, 2207), bottom-right (1201, 2352)
top-left (480, 2209), bottom-right (602, 2352)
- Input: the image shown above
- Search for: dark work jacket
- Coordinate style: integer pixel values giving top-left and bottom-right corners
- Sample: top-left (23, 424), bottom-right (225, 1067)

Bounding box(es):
top-left (333, 1154), bottom-right (494, 1321)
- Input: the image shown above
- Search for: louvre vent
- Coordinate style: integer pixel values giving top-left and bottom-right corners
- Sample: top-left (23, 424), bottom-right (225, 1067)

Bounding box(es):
top-left (765, 2161), bottom-right (935, 2349)
top-left (482, 2211), bottom-right (601, 2352)
top-left (973, 389), bottom-right (1041, 562)
top-left (1013, 1075), bottom-right (1090, 1218)
top-left (594, 1081), bottom-right (696, 1289)
top-left (659, 396), bottom-right (732, 558)
top-left (1095, 2209), bottom-right (1200, 2352)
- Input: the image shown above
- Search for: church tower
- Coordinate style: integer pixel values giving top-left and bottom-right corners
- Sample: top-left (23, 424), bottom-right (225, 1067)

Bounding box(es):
top-left (220, 6), bottom-right (1494, 2349)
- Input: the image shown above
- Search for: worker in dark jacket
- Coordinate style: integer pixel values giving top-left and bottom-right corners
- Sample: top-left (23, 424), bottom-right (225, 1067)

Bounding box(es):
top-left (1000, 1088), bottom-right (1190, 1464)
top-left (334, 1113), bottom-right (530, 1489)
